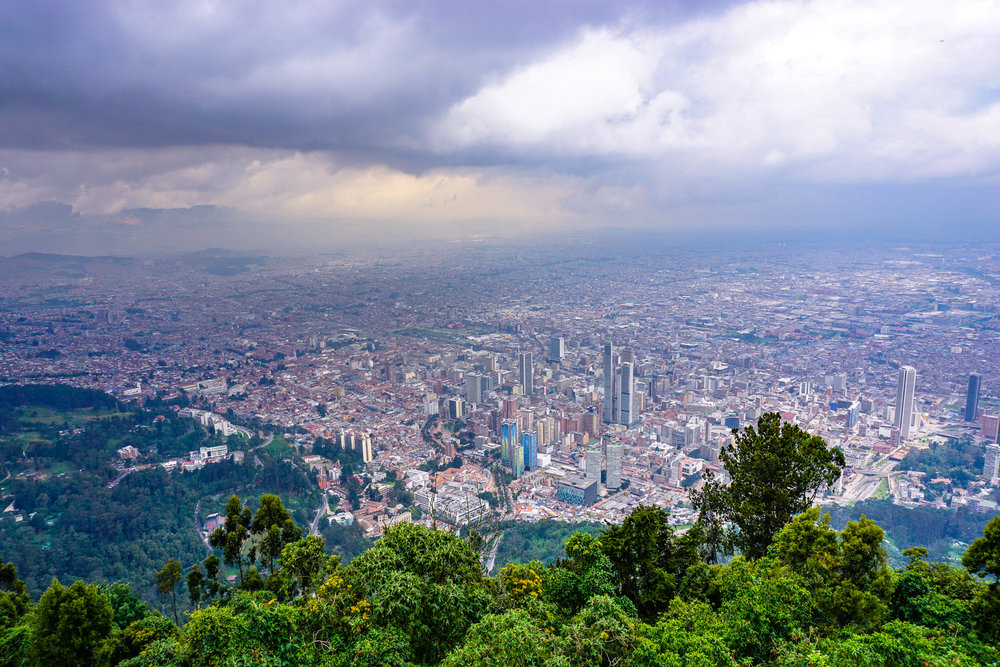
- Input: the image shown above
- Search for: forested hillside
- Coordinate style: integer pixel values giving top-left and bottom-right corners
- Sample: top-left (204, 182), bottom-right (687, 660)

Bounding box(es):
top-left (1, 502), bottom-right (999, 666)
top-left (0, 386), bottom-right (319, 603)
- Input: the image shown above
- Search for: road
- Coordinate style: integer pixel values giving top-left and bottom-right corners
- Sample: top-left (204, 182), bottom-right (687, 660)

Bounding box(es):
top-left (310, 493), bottom-right (329, 536)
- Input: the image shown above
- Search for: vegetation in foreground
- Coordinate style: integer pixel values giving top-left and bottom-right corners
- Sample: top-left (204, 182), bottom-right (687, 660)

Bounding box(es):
top-left (1, 407), bottom-right (999, 665)
top-left (0, 503), bottom-right (998, 666)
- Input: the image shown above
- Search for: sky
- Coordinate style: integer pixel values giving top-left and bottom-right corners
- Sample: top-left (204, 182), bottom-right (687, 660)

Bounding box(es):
top-left (1, 0), bottom-right (999, 255)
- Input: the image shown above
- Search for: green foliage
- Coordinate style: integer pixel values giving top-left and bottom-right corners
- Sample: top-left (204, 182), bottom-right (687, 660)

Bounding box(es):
top-left (494, 519), bottom-right (603, 570)
top-left (267, 535), bottom-right (340, 600)
top-left (962, 515), bottom-right (1000, 583)
top-left (6, 493), bottom-right (1000, 667)
top-left (155, 559), bottom-right (182, 625)
top-left (716, 557), bottom-right (812, 664)
top-left (633, 599), bottom-right (736, 667)
top-left (347, 522), bottom-right (488, 663)
top-left (31, 578), bottom-right (114, 667)
top-left (0, 563), bottom-right (29, 630)
top-left (824, 499), bottom-right (992, 567)
top-left (105, 615), bottom-right (178, 666)
top-left (774, 508), bottom-right (892, 632)
top-left (694, 412), bottom-right (845, 560)
top-left (599, 505), bottom-right (702, 620)
top-left (209, 495), bottom-right (253, 585)
top-left (321, 517), bottom-right (374, 564)
top-left (250, 494), bottom-right (302, 576)
top-left (897, 437), bottom-right (984, 488)
top-left (440, 609), bottom-right (553, 667)
top-left (99, 582), bottom-right (149, 630)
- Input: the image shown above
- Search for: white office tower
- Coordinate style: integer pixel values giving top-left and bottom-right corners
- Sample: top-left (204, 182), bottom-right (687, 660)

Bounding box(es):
top-left (518, 351), bottom-right (533, 396)
top-left (465, 373), bottom-right (484, 404)
top-left (603, 342), bottom-right (616, 423)
top-left (606, 442), bottom-right (623, 489)
top-left (586, 448), bottom-right (602, 481)
top-left (361, 434), bottom-right (374, 463)
top-left (619, 362), bottom-right (634, 426)
top-left (894, 366), bottom-right (917, 441)
top-left (984, 443), bottom-right (1000, 485)
top-left (549, 337), bottom-right (565, 362)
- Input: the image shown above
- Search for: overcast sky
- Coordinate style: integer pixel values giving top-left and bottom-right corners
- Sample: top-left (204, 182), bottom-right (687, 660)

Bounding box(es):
top-left (1, 0), bottom-right (998, 254)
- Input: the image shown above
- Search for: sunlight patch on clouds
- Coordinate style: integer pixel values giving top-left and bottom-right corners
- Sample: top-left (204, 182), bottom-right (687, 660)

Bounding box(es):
top-left (0, 148), bottom-right (577, 234)
top-left (436, 0), bottom-right (1000, 181)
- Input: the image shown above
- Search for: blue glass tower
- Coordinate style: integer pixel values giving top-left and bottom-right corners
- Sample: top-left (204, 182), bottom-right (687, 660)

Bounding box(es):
top-left (522, 430), bottom-right (537, 470)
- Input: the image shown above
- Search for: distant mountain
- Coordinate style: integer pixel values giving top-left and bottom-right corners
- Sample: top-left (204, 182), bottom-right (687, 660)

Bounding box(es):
top-left (2, 252), bottom-right (134, 264)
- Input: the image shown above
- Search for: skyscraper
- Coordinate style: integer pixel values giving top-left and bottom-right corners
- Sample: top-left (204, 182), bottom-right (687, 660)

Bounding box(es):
top-left (549, 337), bottom-right (565, 362)
top-left (603, 342), bottom-right (615, 423)
top-left (518, 351), bottom-right (533, 395)
top-left (511, 444), bottom-right (525, 478)
top-left (965, 373), bottom-right (982, 422)
top-left (500, 419), bottom-right (518, 464)
top-left (982, 414), bottom-right (1000, 442)
top-left (619, 362), bottom-right (634, 426)
top-left (464, 373), bottom-right (484, 405)
top-left (522, 430), bottom-right (537, 471)
top-left (606, 442), bottom-right (622, 489)
top-left (895, 366), bottom-right (916, 441)
top-left (585, 448), bottom-right (602, 481)
top-left (984, 443), bottom-right (1000, 484)
top-left (361, 434), bottom-right (374, 463)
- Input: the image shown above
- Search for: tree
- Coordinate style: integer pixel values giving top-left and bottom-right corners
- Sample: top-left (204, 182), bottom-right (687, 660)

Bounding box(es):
top-left (962, 515), bottom-right (1000, 642)
top-left (99, 581), bottom-right (148, 629)
top-left (31, 578), bottom-right (113, 667)
top-left (0, 562), bottom-right (29, 629)
top-left (773, 507), bottom-right (892, 632)
top-left (692, 412), bottom-right (845, 560)
top-left (209, 494), bottom-right (253, 585)
top-left (962, 514), bottom-right (1000, 584)
top-left (250, 494), bottom-right (302, 577)
top-left (156, 558), bottom-right (183, 624)
top-left (599, 505), bottom-right (702, 620)
top-left (347, 522), bottom-right (488, 663)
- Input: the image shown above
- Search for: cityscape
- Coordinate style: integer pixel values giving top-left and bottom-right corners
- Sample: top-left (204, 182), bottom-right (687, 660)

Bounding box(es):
top-left (2, 237), bottom-right (998, 542)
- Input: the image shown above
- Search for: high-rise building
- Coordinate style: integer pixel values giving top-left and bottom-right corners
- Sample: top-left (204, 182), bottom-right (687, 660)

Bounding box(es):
top-left (522, 430), bottom-right (538, 470)
top-left (894, 366), bottom-right (916, 441)
top-left (984, 443), bottom-right (1000, 484)
top-left (965, 373), bottom-right (982, 422)
top-left (606, 442), bottom-right (622, 489)
top-left (585, 448), bottom-right (602, 481)
top-left (511, 443), bottom-right (525, 478)
top-left (619, 362), bottom-right (634, 425)
top-left (447, 397), bottom-right (464, 420)
top-left (846, 401), bottom-right (859, 429)
top-left (982, 414), bottom-right (1000, 442)
top-left (518, 351), bottom-right (533, 395)
top-left (603, 342), bottom-right (615, 423)
top-left (549, 337), bottom-right (565, 362)
top-left (464, 374), bottom-right (484, 405)
top-left (361, 434), bottom-right (374, 463)
top-left (500, 419), bottom-right (518, 464)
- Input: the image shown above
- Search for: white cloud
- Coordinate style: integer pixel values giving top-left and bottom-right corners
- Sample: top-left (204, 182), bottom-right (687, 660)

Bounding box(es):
top-left (0, 148), bottom-right (580, 237)
top-left (435, 0), bottom-right (1000, 182)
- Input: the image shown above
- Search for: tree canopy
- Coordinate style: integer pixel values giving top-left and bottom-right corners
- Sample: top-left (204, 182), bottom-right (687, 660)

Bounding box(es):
top-left (693, 411), bottom-right (846, 560)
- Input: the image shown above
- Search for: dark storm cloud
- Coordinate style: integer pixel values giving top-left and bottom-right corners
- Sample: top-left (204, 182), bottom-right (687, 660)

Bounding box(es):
top-left (0, 0), bottom-right (734, 157)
